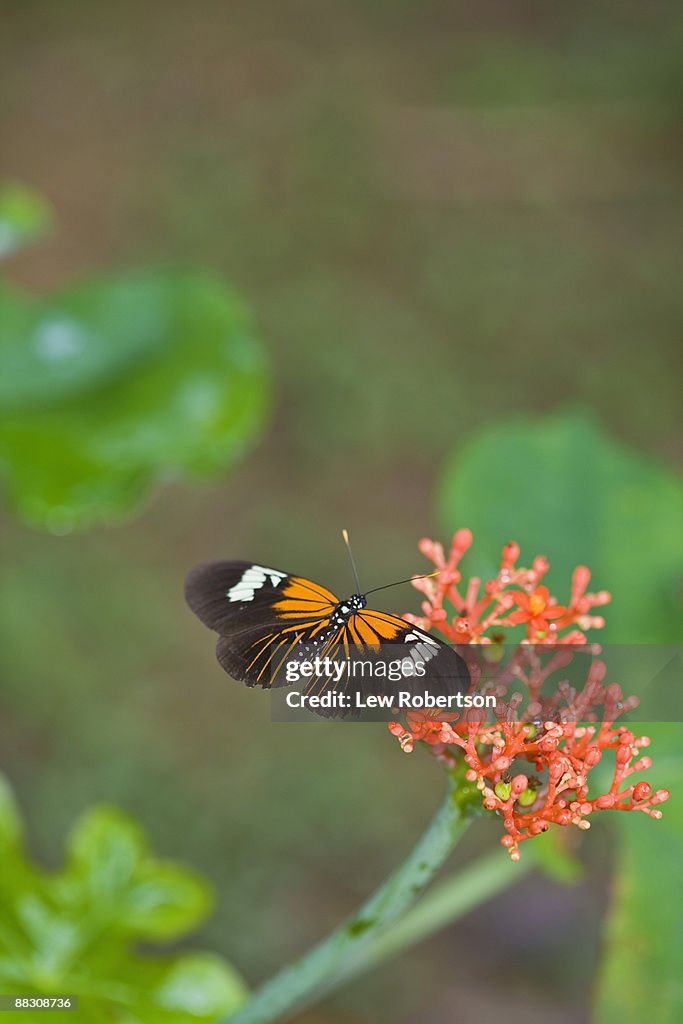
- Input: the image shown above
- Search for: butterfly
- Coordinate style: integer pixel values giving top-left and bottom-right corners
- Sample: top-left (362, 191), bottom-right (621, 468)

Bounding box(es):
top-left (184, 552), bottom-right (470, 717)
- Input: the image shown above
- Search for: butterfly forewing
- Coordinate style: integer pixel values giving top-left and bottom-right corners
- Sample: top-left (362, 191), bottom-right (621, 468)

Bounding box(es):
top-left (185, 561), bottom-right (335, 634)
top-left (185, 561), bottom-right (339, 685)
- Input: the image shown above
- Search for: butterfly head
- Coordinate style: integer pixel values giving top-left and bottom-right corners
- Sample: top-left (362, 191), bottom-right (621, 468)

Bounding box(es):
top-left (332, 593), bottom-right (367, 624)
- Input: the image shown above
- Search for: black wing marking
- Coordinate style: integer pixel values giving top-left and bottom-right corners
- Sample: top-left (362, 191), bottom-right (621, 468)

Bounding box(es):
top-left (185, 561), bottom-right (339, 688)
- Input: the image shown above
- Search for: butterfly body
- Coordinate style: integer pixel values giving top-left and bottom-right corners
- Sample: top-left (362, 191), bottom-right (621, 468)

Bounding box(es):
top-left (185, 560), bottom-right (469, 716)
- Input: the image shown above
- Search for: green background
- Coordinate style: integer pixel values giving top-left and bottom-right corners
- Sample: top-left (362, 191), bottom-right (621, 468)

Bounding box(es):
top-left (1, 3), bottom-right (681, 1022)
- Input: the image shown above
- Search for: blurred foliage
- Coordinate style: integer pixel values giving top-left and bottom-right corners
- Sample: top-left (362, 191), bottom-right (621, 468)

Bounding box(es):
top-left (437, 411), bottom-right (683, 1020)
top-left (524, 829), bottom-right (583, 886)
top-left (0, 195), bottom-right (269, 534)
top-left (0, 182), bottom-right (53, 261)
top-left (596, 723), bottom-right (683, 1024)
top-left (0, 774), bottom-right (247, 1022)
top-left (438, 411), bottom-right (683, 643)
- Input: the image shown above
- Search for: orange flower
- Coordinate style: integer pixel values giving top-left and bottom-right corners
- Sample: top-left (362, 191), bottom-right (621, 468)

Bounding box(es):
top-left (506, 585), bottom-right (566, 636)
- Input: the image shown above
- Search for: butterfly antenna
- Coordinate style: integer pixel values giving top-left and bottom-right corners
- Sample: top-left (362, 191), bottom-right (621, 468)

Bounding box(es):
top-left (342, 529), bottom-right (363, 595)
top-left (364, 570), bottom-right (441, 598)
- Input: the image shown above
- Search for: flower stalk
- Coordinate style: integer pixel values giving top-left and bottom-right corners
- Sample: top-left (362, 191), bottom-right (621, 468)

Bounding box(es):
top-left (350, 847), bottom-right (534, 979)
top-left (225, 769), bottom-right (470, 1024)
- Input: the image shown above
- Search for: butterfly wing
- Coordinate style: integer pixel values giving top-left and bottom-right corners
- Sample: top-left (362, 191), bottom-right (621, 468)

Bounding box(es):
top-left (351, 608), bottom-right (470, 700)
top-left (184, 560), bottom-right (339, 687)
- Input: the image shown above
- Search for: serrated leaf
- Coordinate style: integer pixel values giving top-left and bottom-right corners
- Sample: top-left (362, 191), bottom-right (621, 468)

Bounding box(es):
top-left (15, 892), bottom-right (83, 976)
top-left (119, 864), bottom-right (212, 940)
top-left (64, 807), bottom-right (212, 939)
top-left (67, 806), bottom-right (146, 899)
top-left (0, 183), bottom-right (53, 260)
top-left (0, 269), bottom-right (269, 533)
top-left (0, 777), bottom-right (247, 1021)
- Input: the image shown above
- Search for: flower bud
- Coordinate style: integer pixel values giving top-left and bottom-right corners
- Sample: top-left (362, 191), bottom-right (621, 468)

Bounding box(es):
top-left (511, 774), bottom-right (528, 797)
top-left (595, 794), bottom-right (615, 809)
top-left (501, 541), bottom-right (519, 569)
top-left (452, 529), bottom-right (473, 558)
top-left (616, 744), bottom-right (632, 766)
top-left (571, 565), bottom-right (591, 595)
top-left (517, 787), bottom-right (537, 807)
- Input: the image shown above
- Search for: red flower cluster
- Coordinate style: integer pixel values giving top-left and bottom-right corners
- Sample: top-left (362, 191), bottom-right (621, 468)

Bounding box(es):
top-left (405, 529), bottom-right (610, 645)
top-left (389, 532), bottom-right (670, 859)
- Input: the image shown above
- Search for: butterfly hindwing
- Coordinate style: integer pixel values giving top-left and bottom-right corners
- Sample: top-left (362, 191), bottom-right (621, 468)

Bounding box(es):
top-left (344, 611), bottom-right (469, 711)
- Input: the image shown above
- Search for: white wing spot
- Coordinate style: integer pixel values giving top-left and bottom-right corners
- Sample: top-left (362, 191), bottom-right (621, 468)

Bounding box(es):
top-left (405, 631), bottom-right (439, 663)
top-left (227, 565), bottom-right (287, 602)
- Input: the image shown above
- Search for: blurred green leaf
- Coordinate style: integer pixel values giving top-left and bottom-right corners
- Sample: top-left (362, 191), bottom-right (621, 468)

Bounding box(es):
top-left (62, 806), bottom-right (212, 940)
top-left (153, 954), bottom-right (248, 1017)
top-left (0, 777), bottom-right (248, 1021)
top-left (0, 268), bottom-right (269, 532)
top-left (0, 182), bottom-right (53, 260)
top-left (437, 411), bottom-right (683, 642)
top-left (120, 864), bottom-right (214, 941)
top-left (0, 276), bottom-right (172, 411)
top-left (526, 828), bottom-right (582, 885)
top-left (596, 724), bottom-right (683, 1022)
top-left (68, 806), bottom-right (145, 893)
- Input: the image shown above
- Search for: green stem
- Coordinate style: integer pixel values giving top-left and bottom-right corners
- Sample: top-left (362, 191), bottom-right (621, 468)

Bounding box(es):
top-left (225, 771), bottom-right (468, 1024)
top-left (347, 847), bottom-right (533, 980)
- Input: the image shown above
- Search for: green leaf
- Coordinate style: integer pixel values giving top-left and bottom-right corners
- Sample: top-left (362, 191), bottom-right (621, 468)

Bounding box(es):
top-left (0, 276), bottom-right (172, 411)
top-left (68, 806), bottom-right (146, 895)
top-left (119, 863), bottom-right (213, 940)
top-left (14, 892), bottom-right (84, 978)
top-left (595, 724), bottom-right (683, 1022)
top-left (0, 183), bottom-right (53, 260)
top-left (437, 410), bottom-right (683, 642)
top-left (97, 953), bottom-right (248, 1024)
top-left (0, 777), bottom-right (247, 1021)
top-left (0, 269), bottom-right (269, 532)
top-left (65, 806), bottom-right (212, 939)
top-left (153, 953), bottom-right (248, 1018)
